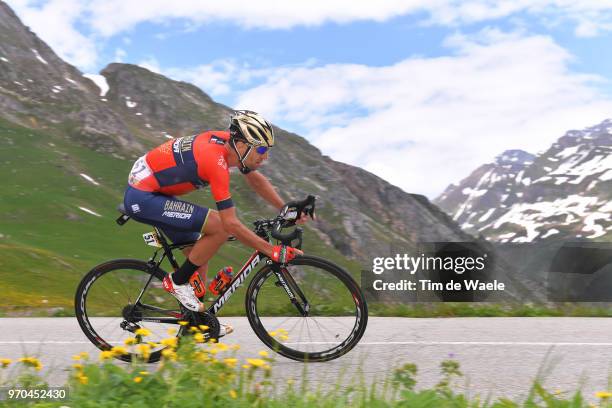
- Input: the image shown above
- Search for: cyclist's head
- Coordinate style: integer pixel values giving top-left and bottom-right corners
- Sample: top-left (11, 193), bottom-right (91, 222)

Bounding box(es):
top-left (229, 110), bottom-right (275, 148)
top-left (228, 110), bottom-right (274, 174)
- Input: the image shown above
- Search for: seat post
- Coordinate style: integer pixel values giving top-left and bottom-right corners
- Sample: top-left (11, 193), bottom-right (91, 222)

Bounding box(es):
top-left (154, 227), bottom-right (181, 271)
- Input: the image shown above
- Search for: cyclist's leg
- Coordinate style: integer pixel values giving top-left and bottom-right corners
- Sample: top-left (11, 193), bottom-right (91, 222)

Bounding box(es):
top-left (183, 210), bottom-right (230, 268)
top-left (123, 185), bottom-right (228, 286)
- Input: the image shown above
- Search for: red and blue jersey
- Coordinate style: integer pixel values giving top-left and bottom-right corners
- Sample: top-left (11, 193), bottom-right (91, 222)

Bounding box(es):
top-left (128, 131), bottom-right (234, 210)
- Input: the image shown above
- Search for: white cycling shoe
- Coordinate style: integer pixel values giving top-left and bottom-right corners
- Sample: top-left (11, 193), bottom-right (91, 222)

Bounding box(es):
top-left (219, 324), bottom-right (234, 337)
top-left (162, 275), bottom-right (234, 338)
top-left (162, 274), bottom-right (203, 312)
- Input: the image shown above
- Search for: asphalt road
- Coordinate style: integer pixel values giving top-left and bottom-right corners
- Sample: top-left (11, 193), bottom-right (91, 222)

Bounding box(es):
top-left (1, 317), bottom-right (612, 403)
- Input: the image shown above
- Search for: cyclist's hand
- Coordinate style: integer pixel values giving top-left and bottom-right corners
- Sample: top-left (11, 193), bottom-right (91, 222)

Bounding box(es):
top-left (296, 212), bottom-right (312, 225)
top-left (271, 245), bottom-right (303, 263)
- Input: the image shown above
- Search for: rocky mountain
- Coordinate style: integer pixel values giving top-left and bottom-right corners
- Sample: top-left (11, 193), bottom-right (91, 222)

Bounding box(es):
top-left (0, 2), bottom-right (139, 153)
top-left (436, 120), bottom-right (612, 243)
top-left (0, 0), bottom-right (475, 270)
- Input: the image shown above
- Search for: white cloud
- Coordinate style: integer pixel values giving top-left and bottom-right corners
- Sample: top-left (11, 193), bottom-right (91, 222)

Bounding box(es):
top-left (114, 48), bottom-right (126, 62)
top-left (85, 0), bottom-right (428, 36)
top-left (229, 30), bottom-right (612, 197)
top-left (7, 0), bottom-right (98, 70)
top-left (7, 0), bottom-right (612, 72)
top-left (60, 1), bottom-right (612, 40)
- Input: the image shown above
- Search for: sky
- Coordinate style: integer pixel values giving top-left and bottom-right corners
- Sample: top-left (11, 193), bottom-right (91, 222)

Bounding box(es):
top-left (7, 0), bottom-right (612, 198)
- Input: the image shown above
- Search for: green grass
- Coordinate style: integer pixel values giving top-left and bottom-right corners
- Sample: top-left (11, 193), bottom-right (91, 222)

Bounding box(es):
top-left (368, 302), bottom-right (612, 317)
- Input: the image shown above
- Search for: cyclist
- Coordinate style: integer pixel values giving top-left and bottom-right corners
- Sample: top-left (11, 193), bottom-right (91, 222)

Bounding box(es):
top-left (123, 110), bottom-right (306, 336)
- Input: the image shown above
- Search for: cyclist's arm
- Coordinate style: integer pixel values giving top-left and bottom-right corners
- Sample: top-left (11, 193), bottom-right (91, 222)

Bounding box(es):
top-left (244, 171), bottom-right (284, 210)
top-left (218, 207), bottom-right (276, 256)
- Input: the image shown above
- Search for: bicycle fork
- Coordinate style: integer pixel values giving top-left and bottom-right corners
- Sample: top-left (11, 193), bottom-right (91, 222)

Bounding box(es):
top-left (273, 265), bottom-right (310, 317)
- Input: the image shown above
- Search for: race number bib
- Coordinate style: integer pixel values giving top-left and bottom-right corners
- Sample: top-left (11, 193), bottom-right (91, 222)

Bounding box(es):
top-left (128, 156), bottom-right (153, 186)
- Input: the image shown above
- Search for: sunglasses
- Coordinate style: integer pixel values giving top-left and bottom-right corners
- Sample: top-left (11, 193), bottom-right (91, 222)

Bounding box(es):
top-left (255, 146), bottom-right (269, 155)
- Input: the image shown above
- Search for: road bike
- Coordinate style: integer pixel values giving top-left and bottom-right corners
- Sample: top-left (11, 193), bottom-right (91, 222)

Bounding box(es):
top-left (75, 196), bottom-right (368, 363)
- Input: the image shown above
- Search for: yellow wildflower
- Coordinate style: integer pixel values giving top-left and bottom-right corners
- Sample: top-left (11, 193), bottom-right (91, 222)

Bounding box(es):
top-left (124, 337), bottom-right (137, 345)
top-left (178, 321), bottom-right (189, 326)
top-left (287, 378), bottom-right (295, 385)
top-left (215, 342), bottom-right (229, 351)
top-left (77, 374), bottom-right (88, 385)
top-left (258, 350), bottom-right (269, 357)
top-left (279, 335), bottom-right (289, 341)
top-left (189, 326), bottom-right (200, 333)
top-left (136, 344), bottom-right (151, 360)
top-left (147, 341), bottom-right (158, 348)
top-left (167, 328), bottom-right (178, 335)
top-left (199, 325), bottom-right (209, 331)
top-left (246, 358), bottom-right (266, 368)
top-left (268, 331), bottom-right (278, 337)
top-left (72, 364), bottom-right (83, 370)
top-left (72, 354), bottom-right (81, 361)
top-left (134, 328), bottom-right (152, 337)
top-left (139, 371), bottom-right (150, 376)
top-left (194, 333), bottom-right (205, 343)
top-left (223, 358), bottom-right (238, 367)
top-left (161, 337), bottom-right (178, 348)
top-left (1, 358), bottom-right (12, 368)
top-left (99, 351), bottom-right (114, 361)
top-left (229, 389), bottom-right (237, 399)
top-left (18, 357), bottom-right (43, 371)
top-left (79, 352), bottom-right (89, 359)
top-left (242, 364), bottom-right (251, 369)
top-left (111, 346), bottom-right (128, 356)
top-left (195, 351), bottom-right (210, 363)
top-left (596, 391), bottom-right (612, 399)
top-left (161, 349), bottom-right (177, 361)
top-left (209, 338), bottom-right (217, 343)
top-left (134, 376), bottom-right (143, 383)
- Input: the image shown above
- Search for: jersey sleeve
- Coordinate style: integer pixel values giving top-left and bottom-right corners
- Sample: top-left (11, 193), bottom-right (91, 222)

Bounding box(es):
top-left (199, 153), bottom-right (234, 211)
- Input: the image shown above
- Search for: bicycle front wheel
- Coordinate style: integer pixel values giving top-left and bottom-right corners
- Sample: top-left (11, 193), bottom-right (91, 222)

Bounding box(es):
top-left (245, 255), bottom-right (368, 362)
top-left (74, 259), bottom-right (186, 363)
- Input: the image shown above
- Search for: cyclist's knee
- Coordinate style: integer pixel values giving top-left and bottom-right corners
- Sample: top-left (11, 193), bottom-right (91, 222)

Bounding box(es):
top-left (202, 211), bottom-right (230, 239)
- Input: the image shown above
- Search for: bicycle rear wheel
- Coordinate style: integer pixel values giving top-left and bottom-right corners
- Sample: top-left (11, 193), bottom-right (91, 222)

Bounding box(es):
top-left (74, 259), bottom-right (186, 363)
top-left (245, 255), bottom-right (368, 362)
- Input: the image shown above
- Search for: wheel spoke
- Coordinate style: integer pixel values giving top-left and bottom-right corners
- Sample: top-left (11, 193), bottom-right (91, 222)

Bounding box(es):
top-left (247, 257), bottom-right (367, 362)
top-left (76, 261), bottom-right (182, 363)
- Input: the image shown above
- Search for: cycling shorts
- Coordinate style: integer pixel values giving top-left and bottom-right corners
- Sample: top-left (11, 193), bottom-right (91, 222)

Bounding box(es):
top-left (123, 186), bottom-right (210, 244)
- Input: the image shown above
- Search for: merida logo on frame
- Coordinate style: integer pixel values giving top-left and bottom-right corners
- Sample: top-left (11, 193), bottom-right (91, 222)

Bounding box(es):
top-left (212, 254), bottom-right (261, 313)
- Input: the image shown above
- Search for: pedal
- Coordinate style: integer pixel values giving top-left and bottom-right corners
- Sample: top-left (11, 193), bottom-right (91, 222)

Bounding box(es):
top-left (120, 320), bottom-right (140, 333)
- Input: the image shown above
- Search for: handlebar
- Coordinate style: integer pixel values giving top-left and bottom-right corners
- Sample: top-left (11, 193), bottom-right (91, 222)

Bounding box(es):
top-left (253, 195), bottom-right (316, 249)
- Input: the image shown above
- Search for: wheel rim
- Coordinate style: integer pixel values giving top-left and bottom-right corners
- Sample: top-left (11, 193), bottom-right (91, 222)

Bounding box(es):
top-left (249, 261), bottom-right (365, 360)
top-left (78, 263), bottom-right (184, 360)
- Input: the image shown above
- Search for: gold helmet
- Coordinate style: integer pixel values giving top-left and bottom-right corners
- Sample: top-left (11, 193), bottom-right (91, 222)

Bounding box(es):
top-left (229, 110), bottom-right (275, 147)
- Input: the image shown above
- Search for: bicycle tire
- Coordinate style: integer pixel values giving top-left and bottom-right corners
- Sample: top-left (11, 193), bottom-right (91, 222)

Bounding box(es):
top-left (74, 259), bottom-right (185, 363)
top-left (245, 255), bottom-right (368, 362)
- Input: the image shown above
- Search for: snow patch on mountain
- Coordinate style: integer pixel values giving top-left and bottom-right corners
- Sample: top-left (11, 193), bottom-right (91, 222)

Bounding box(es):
top-left (31, 48), bottom-right (47, 64)
top-left (83, 74), bottom-right (110, 97)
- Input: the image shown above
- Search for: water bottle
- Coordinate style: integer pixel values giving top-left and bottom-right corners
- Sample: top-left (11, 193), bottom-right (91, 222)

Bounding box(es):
top-left (189, 271), bottom-right (206, 299)
top-left (208, 266), bottom-right (233, 295)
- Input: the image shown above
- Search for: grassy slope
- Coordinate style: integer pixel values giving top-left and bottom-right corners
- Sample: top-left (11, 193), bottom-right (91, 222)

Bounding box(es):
top-left (0, 119), bottom-right (362, 316)
top-left (3, 119), bottom-right (607, 318)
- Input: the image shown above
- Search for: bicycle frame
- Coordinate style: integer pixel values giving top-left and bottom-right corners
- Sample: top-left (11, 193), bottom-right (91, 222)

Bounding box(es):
top-left (129, 217), bottom-right (311, 327)
top-left (132, 226), bottom-right (268, 324)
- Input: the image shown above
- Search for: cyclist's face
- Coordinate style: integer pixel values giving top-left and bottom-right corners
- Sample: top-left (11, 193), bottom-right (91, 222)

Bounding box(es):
top-left (242, 142), bottom-right (269, 169)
